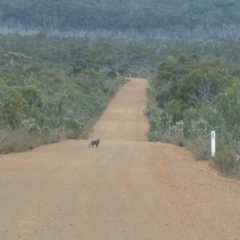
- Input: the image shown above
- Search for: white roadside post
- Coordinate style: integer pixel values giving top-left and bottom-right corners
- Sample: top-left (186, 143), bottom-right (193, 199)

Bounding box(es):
top-left (211, 131), bottom-right (216, 157)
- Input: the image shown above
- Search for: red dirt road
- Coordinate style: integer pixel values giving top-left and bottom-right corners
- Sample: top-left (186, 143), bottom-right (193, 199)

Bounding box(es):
top-left (0, 78), bottom-right (240, 240)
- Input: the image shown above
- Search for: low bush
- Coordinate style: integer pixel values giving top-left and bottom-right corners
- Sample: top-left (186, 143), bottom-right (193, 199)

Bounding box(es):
top-left (210, 149), bottom-right (240, 178)
top-left (185, 138), bottom-right (210, 161)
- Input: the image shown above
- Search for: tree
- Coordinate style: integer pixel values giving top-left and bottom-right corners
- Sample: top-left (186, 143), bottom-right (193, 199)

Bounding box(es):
top-left (0, 88), bottom-right (26, 128)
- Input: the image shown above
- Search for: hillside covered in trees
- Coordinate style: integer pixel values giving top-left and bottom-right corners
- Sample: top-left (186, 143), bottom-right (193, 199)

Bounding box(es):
top-left (0, 0), bottom-right (239, 31)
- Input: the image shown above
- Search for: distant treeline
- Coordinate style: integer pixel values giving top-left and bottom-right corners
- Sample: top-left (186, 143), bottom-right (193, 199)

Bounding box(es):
top-left (0, 0), bottom-right (239, 31)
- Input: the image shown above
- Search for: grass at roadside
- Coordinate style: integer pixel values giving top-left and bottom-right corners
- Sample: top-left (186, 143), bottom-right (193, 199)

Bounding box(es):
top-left (0, 130), bottom-right (65, 153)
top-left (148, 132), bottom-right (240, 179)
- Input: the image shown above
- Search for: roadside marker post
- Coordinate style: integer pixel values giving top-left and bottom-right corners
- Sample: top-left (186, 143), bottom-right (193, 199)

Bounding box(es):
top-left (211, 131), bottom-right (216, 157)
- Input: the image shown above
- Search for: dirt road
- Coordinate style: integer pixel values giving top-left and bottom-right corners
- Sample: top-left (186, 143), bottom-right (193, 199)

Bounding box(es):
top-left (1, 78), bottom-right (240, 240)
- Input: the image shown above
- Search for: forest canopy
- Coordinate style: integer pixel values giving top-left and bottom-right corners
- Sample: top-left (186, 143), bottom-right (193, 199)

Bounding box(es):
top-left (0, 0), bottom-right (239, 31)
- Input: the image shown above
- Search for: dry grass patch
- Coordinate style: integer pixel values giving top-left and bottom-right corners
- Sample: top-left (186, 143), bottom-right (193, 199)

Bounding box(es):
top-left (210, 149), bottom-right (240, 178)
top-left (0, 130), bottom-right (65, 153)
top-left (149, 133), bottom-right (185, 147)
top-left (185, 138), bottom-right (210, 161)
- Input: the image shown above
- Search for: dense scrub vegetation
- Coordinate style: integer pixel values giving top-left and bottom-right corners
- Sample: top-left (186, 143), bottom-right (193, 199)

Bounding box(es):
top-left (0, 35), bottom-right (134, 153)
top-left (0, 0), bottom-right (239, 31)
top-left (147, 55), bottom-right (240, 178)
top-left (1, 19), bottom-right (240, 177)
